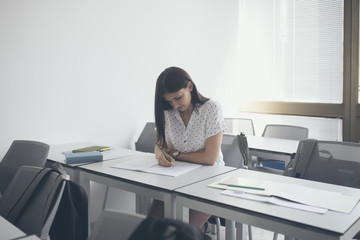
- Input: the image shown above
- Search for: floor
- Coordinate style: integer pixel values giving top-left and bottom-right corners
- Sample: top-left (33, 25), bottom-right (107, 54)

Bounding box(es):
top-left (207, 225), bottom-right (285, 240)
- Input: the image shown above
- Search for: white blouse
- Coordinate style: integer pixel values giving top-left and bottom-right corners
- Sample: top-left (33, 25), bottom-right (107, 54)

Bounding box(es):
top-left (164, 99), bottom-right (226, 166)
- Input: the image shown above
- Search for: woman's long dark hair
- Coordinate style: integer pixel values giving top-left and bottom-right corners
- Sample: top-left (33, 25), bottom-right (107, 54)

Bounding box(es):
top-left (154, 67), bottom-right (209, 145)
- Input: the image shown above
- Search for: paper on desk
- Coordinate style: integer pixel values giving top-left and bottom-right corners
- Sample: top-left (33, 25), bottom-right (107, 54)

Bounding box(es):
top-left (209, 177), bottom-right (359, 214)
top-left (110, 155), bottom-right (202, 177)
top-left (143, 161), bottom-right (202, 177)
top-left (221, 190), bottom-right (328, 214)
top-left (110, 155), bottom-right (158, 170)
top-left (268, 182), bottom-right (359, 214)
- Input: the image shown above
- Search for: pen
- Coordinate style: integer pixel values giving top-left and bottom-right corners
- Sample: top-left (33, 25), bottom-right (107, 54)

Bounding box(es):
top-left (226, 184), bottom-right (265, 191)
top-left (155, 143), bottom-right (171, 163)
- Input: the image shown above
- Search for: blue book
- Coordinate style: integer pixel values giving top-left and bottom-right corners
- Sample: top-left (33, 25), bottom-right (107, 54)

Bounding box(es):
top-left (64, 151), bottom-right (103, 164)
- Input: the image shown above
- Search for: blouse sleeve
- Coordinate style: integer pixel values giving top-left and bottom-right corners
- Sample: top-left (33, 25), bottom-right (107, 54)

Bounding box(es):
top-left (205, 100), bottom-right (226, 139)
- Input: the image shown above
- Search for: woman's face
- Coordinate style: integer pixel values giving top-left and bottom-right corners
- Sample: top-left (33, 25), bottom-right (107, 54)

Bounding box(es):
top-left (163, 81), bottom-right (193, 112)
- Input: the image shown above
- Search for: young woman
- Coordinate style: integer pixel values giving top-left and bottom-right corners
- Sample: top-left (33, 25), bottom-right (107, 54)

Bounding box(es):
top-left (148, 66), bottom-right (226, 231)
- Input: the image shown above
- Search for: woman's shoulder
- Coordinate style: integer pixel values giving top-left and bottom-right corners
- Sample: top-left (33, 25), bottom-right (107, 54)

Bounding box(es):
top-left (201, 99), bottom-right (222, 110)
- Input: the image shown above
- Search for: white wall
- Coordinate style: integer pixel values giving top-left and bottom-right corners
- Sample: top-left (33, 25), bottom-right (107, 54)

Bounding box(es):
top-left (0, 0), bottom-right (239, 158)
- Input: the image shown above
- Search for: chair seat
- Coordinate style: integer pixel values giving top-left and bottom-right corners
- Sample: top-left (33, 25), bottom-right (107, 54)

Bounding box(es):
top-left (261, 161), bottom-right (285, 170)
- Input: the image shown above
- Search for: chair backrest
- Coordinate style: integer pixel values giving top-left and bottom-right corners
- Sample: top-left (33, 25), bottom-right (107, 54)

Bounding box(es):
top-left (237, 133), bottom-right (250, 167)
top-left (0, 166), bottom-right (66, 240)
top-left (221, 134), bottom-right (244, 168)
top-left (128, 217), bottom-right (204, 240)
top-left (89, 209), bottom-right (145, 240)
top-left (285, 139), bottom-right (360, 188)
top-left (0, 140), bottom-right (50, 195)
top-left (224, 118), bottom-right (255, 136)
top-left (135, 122), bottom-right (157, 153)
top-left (262, 124), bottom-right (308, 141)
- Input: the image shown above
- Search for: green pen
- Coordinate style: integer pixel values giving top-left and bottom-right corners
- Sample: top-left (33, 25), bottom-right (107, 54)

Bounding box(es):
top-left (226, 184), bottom-right (265, 191)
top-left (155, 143), bottom-right (171, 163)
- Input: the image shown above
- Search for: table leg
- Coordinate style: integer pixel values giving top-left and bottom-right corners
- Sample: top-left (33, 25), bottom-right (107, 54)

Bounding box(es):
top-left (225, 219), bottom-right (236, 240)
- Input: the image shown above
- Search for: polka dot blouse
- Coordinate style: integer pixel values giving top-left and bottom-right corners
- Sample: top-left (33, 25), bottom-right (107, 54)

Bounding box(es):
top-left (164, 99), bottom-right (226, 166)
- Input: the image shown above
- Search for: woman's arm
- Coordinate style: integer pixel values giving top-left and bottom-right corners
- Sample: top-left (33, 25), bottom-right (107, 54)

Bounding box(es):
top-left (174, 131), bottom-right (223, 165)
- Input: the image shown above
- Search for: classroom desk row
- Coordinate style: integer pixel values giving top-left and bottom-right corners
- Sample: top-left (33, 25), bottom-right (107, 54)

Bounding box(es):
top-left (46, 141), bottom-right (360, 240)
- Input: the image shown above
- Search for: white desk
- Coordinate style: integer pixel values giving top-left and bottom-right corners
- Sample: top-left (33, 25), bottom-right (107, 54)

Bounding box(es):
top-left (47, 142), bottom-right (143, 183)
top-left (175, 168), bottom-right (360, 240)
top-left (78, 155), bottom-right (235, 218)
top-left (0, 215), bottom-right (26, 240)
top-left (247, 136), bottom-right (299, 165)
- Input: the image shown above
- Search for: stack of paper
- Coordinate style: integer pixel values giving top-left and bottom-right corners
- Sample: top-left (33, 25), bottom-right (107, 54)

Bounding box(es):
top-left (209, 176), bottom-right (360, 214)
top-left (110, 155), bottom-right (202, 177)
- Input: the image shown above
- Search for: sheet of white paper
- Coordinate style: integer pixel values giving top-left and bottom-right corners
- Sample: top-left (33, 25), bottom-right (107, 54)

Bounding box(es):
top-left (268, 182), bottom-right (359, 214)
top-left (110, 155), bottom-right (158, 170)
top-left (210, 178), bottom-right (360, 214)
top-left (143, 161), bottom-right (202, 177)
top-left (221, 190), bottom-right (328, 214)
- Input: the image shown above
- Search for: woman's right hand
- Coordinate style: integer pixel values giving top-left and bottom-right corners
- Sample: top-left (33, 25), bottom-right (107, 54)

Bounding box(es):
top-left (154, 144), bottom-right (174, 167)
top-left (156, 153), bottom-right (174, 167)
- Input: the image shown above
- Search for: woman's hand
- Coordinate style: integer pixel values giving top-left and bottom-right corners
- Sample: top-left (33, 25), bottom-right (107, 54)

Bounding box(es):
top-left (156, 153), bottom-right (174, 167)
top-left (154, 143), bottom-right (174, 167)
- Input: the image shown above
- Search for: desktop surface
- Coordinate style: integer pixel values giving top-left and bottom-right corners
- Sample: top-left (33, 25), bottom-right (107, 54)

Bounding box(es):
top-left (79, 156), bottom-right (236, 191)
top-left (175, 168), bottom-right (360, 238)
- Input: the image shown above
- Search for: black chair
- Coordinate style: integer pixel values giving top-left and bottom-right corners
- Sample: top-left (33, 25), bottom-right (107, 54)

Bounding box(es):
top-left (129, 216), bottom-right (204, 240)
top-left (0, 166), bottom-right (66, 240)
top-left (89, 209), bottom-right (145, 240)
top-left (135, 122), bottom-right (157, 153)
top-left (0, 140), bottom-right (49, 196)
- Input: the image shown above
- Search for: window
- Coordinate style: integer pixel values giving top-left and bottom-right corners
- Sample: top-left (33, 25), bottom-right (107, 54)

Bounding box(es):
top-left (218, 0), bottom-right (344, 104)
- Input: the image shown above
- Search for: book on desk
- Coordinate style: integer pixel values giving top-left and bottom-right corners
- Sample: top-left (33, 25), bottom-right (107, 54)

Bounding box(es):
top-left (64, 151), bottom-right (103, 164)
top-left (63, 145), bottom-right (110, 164)
top-left (72, 145), bottom-right (110, 153)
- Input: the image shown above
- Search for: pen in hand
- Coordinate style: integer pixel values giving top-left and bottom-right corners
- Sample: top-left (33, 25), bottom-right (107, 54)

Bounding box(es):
top-left (155, 143), bottom-right (173, 166)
